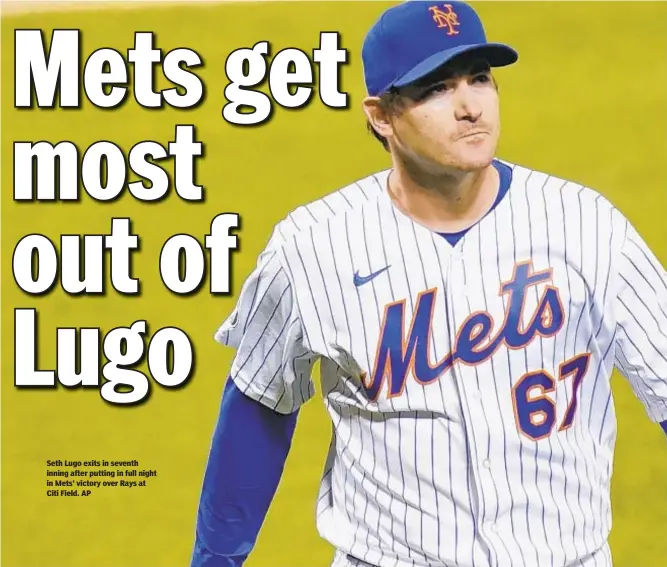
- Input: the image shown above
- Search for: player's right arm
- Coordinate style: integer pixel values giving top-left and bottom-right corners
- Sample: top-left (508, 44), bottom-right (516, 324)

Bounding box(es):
top-left (190, 230), bottom-right (319, 566)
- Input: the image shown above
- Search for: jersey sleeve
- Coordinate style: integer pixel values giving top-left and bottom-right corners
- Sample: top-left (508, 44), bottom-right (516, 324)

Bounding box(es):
top-left (214, 234), bottom-right (318, 414)
top-left (613, 219), bottom-right (667, 423)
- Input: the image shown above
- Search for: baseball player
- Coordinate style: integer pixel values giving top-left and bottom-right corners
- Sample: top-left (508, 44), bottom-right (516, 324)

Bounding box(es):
top-left (191, 2), bottom-right (667, 567)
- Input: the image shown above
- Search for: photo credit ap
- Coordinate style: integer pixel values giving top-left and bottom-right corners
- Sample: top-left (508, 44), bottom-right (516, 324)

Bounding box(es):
top-left (1, 1), bottom-right (666, 567)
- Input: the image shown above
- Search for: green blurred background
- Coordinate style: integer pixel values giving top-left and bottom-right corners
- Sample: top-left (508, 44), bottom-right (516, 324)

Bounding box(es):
top-left (1, 1), bottom-right (666, 566)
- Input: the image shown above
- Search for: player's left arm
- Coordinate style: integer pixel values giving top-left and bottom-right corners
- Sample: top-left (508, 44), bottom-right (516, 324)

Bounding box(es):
top-left (613, 217), bottom-right (667, 437)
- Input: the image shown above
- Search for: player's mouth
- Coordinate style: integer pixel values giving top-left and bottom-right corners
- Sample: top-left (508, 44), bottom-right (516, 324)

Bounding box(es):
top-left (459, 130), bottom-right (488, 140)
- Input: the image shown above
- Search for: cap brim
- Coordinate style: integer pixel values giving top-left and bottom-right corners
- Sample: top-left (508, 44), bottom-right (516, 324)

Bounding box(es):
top-left (393, 43), bottom-right (518, 89)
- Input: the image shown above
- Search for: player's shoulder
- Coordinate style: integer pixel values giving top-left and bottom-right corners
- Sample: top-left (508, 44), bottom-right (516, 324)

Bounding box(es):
top-left (269, 167), bottom-right (391, 245)
top-left (504, 158), bottom-right (624, 217)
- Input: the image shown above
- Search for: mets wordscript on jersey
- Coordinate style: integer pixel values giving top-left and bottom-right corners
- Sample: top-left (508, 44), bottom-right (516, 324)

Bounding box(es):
top-left (361, 259), bottom-right (591, 441)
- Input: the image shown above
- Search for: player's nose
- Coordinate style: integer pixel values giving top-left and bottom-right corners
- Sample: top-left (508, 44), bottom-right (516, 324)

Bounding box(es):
top-left (453, 85), bottom-right (483, 122)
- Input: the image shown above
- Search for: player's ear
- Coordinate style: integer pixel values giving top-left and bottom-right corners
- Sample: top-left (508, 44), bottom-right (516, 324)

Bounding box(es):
top-left (362, 96), bottom-right (394, 140)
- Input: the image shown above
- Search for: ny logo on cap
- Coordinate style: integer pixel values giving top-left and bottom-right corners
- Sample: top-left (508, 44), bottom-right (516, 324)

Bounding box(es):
top-left (429, 4), bottom-right (460, 35)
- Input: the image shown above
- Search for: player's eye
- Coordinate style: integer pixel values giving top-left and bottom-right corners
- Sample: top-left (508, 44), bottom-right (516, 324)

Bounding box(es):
top-left (473, 73), bottom-right (491, 84)
top-left (422, 82), bottom-right (450, 97)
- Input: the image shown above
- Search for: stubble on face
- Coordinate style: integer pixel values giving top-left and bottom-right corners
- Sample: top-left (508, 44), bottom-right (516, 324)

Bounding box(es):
top-left (388, 54), bottom-right (501, 180)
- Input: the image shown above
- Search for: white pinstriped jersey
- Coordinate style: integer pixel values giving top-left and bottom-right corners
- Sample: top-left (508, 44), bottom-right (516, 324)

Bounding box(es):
top-left (215, 160), bottom-right (667, 567)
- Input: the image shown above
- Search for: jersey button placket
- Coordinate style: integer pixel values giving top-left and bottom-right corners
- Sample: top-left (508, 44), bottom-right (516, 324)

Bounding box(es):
top-left (454, 252), bottom-right (502, 564)
top-left (453, 254), bottom-right (488, 427)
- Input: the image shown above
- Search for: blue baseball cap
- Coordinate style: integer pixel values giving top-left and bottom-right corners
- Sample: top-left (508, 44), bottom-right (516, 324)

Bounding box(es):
top-left (362, 1), bottom-right (518, 96)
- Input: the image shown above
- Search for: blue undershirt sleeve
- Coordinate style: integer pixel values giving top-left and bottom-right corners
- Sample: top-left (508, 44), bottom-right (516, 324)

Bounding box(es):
top-left (192, 230), bottom-right (317, 566)
top-left (661, 420), bottom-right (667, 438)
top-left (191, 377), bottom-right (299, 567)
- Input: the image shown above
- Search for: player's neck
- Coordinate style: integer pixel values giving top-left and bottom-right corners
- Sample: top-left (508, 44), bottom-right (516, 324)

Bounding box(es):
top-left (386, 161), bottom-right (500, 234)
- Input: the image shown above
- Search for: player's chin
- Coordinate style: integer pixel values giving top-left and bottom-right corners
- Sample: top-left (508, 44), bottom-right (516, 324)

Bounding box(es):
top-left (454, 139), bottom-right (496, 169)
top-left (454, 151), bottom-right (495, 172)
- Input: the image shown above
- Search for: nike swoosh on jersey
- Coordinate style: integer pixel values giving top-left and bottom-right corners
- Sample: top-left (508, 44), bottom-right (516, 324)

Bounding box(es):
top-left (353, 265), bottom-right (391, 286)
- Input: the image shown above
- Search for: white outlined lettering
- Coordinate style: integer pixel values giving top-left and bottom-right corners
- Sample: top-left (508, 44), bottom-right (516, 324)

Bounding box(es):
top-left (313, 32), bottom-right (348, 108)
top-left (222, 34), bottom-right (349, 125)
top-left (83, 47), bottom-right (128, 108)
top-left (169, 125), bottom-right (203, 201)
top-left (269, 48), bottom-right (313, 109)
top-left (15, 314), bottom-right (196, 404)
top-left (14, 126), bottom-right (204, 203)
top-left (104, 218), bottom-right (140, 295)
top-left (81, 141), bottom-right (127, 201)
top-left (15, 30), bottom-right (204, 110)
top-left (14, 221), bottom-right (138, 296)
top-left (162, 48), bottom-right (204, 108)
top-left (127, 31), bottom-right (162, 108)
top-left (127, 140), bottom-right (170, 201)
top-left (205, 213), bottom-right (240, 294)
top-left (60, 234), bottom-right (104, 295)
top-left (147, 327), bottom-right (193, 387)
top-left (14, 29), bottom-right (80, 108)
top-left (56, 327), bottom-right (101, 386)
top-left (159, 235), bottom-right (205, 294)
top-left (13, 234), bottom-right (58, 294)
top-left (223, 41), bottom-right (272, 125)
top-left (127, 32), bottom-right (204, 109)
top-left (13, 141), bottom-right (79, 201)
top-left (14, 309), bottom-right (55, 387)
top-left (102, 321), bottom-right (149, 405)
